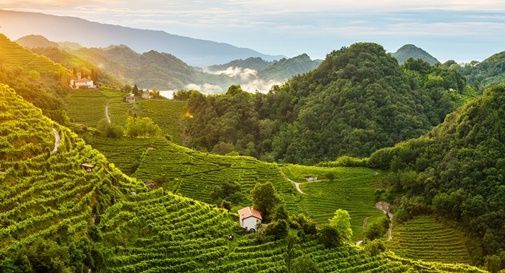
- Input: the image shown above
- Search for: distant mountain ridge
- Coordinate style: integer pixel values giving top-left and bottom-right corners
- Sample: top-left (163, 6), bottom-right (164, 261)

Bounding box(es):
top-left (0, 9), bottom-right (283, 66)
top-left (207, 53), bottom-right (322, 81)
top-left (392, 44), bottom-right (439, 65)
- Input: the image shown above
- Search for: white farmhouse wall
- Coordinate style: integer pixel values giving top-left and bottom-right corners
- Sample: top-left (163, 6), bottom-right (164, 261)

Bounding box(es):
top-left (241, 217), bottom-right (260, 231)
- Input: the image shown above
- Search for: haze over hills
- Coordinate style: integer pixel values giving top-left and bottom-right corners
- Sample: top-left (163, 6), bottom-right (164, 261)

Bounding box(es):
top-left (392, 44), bottom-right (440, 65)
top-left (0, 9), bottom-right (283, 66)
top-left (14, 34), bottom-right (321, 92)
top-left (207, 54), bottom-right (322, 81)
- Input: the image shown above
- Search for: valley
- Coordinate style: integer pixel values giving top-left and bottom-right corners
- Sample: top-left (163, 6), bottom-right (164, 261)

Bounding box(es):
top-left (1, 6), bottom-right (505, 272)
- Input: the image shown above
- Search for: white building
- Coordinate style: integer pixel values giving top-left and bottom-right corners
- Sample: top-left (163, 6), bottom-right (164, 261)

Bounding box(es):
top-left (141, 90), bottom-right (152, 99)
top-left (238, 207), bottom-right (262, 231)
top-left (306, 176), bottom-right (318, 182)
top-left (70, 72), bottom-right (95, 89)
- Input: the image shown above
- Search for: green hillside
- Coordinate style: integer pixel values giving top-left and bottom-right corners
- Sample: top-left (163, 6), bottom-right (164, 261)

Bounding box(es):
top-left (0, 83), bottom-right (487, 272)
top-left (16, 34), bottom-right (59, 49)
top-left (282, 165), bottom-right (384, 240)
top-left (0, 33), bottom-right (71, 122)
top-left (392, 44), bottom-right (439, 65)
top-left (184, 43), bottom-right (469, 164)
top-left (208, 54), bottom-right (322, 81)
top-left (459, 51), bottom-right (505, 88)
top-left (0, 84), bottom-right (144, 270)
top-left (69, 45), bottom-right (233, 90)
top-left (369, 85), bottom-right (505, 269)
top-left (387, 216), bottom-right (471, 264)
top-left (258, 54), bottom-right (322, 80)
top-left (64, 89), bottom-right (187, 143)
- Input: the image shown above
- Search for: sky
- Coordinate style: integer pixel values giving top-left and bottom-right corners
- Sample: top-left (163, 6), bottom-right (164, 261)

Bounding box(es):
top-left (1, 0), bottom-right (505, 62)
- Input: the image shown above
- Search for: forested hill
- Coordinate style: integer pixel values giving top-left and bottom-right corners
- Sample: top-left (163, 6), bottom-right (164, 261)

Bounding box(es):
top-left (368, 85), bottom-right (505, 270)
top-left (392, 44), bottom-right (439, 65)
top-left (207, 54), bottom-right (322, 81)
top-left (184, 43), bottom-right (469, 164)
top-left (459, 51), bottom-right (505, 89)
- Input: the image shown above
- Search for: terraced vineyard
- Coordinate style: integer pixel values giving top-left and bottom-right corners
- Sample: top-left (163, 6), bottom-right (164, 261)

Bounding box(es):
top-left (136, 99), bottom-right (187, 143)
top-left (65, 89), bottom-right (130, 127)
top-left (282, 165), bottom-right (384, 240)
top-left (0, 34), bottom-right (69, 78)
top-left (65, 89), bottom-right (187, 143)
top-left (99, 190), bottom-right (485, 273)
top-left (0, 84), bottom-right (487, 272)
top-left (0, 84), bottom-right (143, 255)
top-left (387, 215), bottom-right (472, 264)
top-left (86, 136), bottom-right (156, 175)
top-left (133, 138), bottom-right (298, 207)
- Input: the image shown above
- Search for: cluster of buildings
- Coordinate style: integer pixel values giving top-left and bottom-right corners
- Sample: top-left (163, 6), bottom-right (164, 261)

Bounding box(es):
top-left (69, 72), bottom-right (95, 89)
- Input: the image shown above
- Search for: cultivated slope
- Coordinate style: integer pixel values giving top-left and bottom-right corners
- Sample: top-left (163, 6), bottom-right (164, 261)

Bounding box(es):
top-left (369, 85), bottom-right (505, 267)
top-left (0, 84), bottom-right (487, 272)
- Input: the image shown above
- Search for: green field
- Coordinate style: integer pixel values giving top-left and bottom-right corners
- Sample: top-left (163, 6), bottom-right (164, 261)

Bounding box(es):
top-left (281, 165), bottom-right (384, 240)
top-left (65, 90), bottom-right (187, 143)
top-left (132, 138), bottom-right (298, 208)
top-left (136, 99), bottom-right (187, 143)
top-left (65, 89), bottom-right (128, 127)
top-left (387, 215), bottom-right (472, 264)
top-left (97, 140), bottom-right (384, 241)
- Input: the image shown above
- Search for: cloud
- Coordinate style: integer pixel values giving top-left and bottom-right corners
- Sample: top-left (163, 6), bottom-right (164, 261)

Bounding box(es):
top-left (185, 83), bottom-right (224, 94)
top-left (205, 67), bottom-right (258, 81)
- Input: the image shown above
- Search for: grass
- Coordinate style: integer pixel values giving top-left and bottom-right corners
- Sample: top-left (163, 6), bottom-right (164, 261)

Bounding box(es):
top-left (282, 165), bottom-right (384, 240)
top-left (65, 89), bottom-right (187, 143)
top-left (136, 99), bottom-right (187, 143)
top-left (64, 89), bottom-right (126, 127)
top-left (387, 215), bottom-right (472, 264)
top-left (132, 138), bottom-right (298, 208)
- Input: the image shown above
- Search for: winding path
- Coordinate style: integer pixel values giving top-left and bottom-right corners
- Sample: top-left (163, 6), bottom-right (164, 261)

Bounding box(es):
top-left (50, 128), bottom-right (61, 155)
top-left (277, 166), bottom-right (305, 194)
top-left (105, 103), bottom-right (111, 124)
top-left (375, 201), bottom-right (394, 240)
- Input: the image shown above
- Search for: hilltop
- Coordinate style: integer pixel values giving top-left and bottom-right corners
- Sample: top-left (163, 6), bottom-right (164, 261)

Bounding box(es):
top-left (184, 43), bottom-right (468, 164)
top-left (16, 34), bottom-right (59, 48)
top-left (392, 44), bottom-right (439, 65)
top-left (0, 9), bottom-right (283, 66)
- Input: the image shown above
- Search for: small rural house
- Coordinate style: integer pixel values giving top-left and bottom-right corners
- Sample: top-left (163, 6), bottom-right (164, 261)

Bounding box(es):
top-left (141, 90), bottom-right (152, 99)
top-left (238, 207), bottom-right (262, 231)
top-left (124, 93), bottom-right (136, 103)
top-left (70, 72), bottom-right (96, 89)
top-left (306, 176), bottom-right (318, 182)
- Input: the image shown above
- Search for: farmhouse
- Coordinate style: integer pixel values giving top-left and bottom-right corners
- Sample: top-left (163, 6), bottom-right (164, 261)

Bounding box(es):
top-left (124, 93), bottom-right (136, 103)
top-left (70, 72), bottom-right (95, 89)
top-left (141, 90), bottom-right (152, 99)
top-left (238, 207), bottom-right (262, 231)
top-left (306, 176), bottom-right (318, 182)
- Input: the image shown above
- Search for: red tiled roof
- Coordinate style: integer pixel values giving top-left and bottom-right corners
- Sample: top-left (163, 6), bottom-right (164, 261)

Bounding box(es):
top-left (238, 207), bottom-right (262, 220)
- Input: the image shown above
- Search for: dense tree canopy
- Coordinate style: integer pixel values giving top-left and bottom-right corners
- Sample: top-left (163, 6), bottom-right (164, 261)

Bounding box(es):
top-left (369, 86), bottom-right (505, 268)
top-left (184, 43), bottom-right (469, 164)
